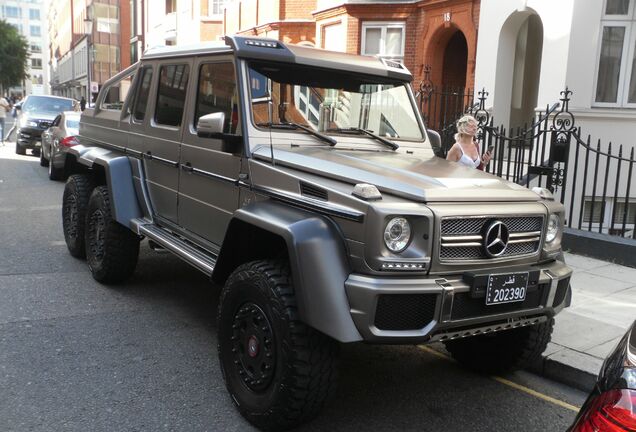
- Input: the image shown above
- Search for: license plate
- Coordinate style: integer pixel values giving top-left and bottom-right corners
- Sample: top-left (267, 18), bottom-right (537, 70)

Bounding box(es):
top-left (485, 272), bottom-right (529, 305)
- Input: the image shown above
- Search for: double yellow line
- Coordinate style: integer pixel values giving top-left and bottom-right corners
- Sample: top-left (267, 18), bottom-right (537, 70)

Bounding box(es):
top-left (418, 345), bottom-right (581, 413)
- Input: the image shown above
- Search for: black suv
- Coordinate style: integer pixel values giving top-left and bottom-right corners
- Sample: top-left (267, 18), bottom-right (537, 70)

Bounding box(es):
top-left (15, 95), bottom-right (76, 155)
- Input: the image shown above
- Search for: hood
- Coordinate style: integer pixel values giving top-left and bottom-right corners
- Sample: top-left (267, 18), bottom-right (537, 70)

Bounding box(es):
top-left (22, 111), bottom-right (58, 122)
top-left (253, 146), bottom-right (540, 202)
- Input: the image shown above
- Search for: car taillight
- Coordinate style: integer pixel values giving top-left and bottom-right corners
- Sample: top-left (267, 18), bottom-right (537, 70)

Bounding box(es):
top-left (572, 389), bottom-right (636, 431)
top-left (60, 136), bottom-right (80, 147)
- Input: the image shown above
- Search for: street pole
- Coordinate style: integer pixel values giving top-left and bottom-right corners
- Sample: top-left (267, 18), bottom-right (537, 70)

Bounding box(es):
top-left (84, 11), bottom-right (93, 106)
top-left (86, 35), bottom-right (91, 105)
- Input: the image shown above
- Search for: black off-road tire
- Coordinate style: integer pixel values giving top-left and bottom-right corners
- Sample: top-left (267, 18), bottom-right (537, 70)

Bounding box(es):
top-left (15, 144), bottom-right (26, 155)
top-left (39, 148), bottom-right (49, 167)
top-left (85, 186), bottom-right (140, 283)
top-left (62, 174), bottom-right (95, 258)
top-left (218, 260), bottom-right (338, 432)
top-left (444, 318), bottom-right (555, 374)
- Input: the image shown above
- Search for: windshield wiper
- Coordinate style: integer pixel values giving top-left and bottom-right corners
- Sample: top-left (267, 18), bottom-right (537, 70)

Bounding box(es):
top-left (258, 122), bottom-right (337, 146)
top-left (326, 127), bottom-right (399, 150)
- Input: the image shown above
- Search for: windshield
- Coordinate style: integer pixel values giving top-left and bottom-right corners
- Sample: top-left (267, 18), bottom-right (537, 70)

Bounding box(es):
top-left (22, 96), bottom-right (75, 114)
top-left (248, 62), bottom-right (424, 143)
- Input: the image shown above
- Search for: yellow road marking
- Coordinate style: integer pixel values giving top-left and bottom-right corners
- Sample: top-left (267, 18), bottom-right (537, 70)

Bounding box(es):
top-left (419, 345), bottom-right (451, 360)
top-left (417, 345), bottom-right (581, 413)
top-left (491, 376), bottom-right (580, 412)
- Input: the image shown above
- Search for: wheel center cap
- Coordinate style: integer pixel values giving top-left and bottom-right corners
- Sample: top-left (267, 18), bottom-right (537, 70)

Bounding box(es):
top-left (247, 335), bottom-right (259, 358)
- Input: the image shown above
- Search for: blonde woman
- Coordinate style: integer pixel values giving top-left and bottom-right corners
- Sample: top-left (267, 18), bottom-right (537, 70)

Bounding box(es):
top-left (446, 115), bottom-right (491, 170)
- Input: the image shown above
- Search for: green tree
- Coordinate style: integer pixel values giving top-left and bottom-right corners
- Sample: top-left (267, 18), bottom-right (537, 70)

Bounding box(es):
top-left (0, 20), bottom-right (29, 95)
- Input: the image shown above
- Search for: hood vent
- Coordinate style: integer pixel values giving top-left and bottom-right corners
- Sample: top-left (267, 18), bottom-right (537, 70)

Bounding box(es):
top-left (300, 182), bottom-right (328, 201)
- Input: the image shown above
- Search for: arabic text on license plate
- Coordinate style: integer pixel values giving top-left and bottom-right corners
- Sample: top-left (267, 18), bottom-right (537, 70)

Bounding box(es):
top-left (486, 272), bottom-right (529, 305)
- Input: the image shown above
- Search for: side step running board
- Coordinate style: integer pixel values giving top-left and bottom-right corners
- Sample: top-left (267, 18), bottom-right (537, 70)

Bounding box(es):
top-left (136, 222), bottom-right (216, 276)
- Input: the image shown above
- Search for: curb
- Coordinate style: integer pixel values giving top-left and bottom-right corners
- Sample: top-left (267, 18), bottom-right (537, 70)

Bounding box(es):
top-left (428, 342), bottom-right (600, 394)
top-left (529, 351), bottom-right (600, 393)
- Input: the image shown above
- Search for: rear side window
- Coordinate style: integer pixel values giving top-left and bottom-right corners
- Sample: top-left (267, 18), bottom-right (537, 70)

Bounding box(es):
top-left (132, 66), bottom-right (153, 121)
top-left (65, 118), bottom-right (80, 131)
top-left (100, 73), bottom-right (135, 111)
top-left (195, 62), bottom-right (239, 134)
top-left (155, 64), bottom-right (189, 126)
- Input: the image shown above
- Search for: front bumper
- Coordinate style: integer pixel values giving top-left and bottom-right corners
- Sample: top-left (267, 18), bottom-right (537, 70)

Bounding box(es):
top-left (345, 259), bottom-right (572, 343)
top-left (18, 127), bottom-right (44, 148)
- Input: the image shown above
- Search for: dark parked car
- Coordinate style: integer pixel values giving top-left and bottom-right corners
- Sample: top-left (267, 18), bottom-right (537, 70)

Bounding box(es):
top-left (40, 111), bottom-right (81, 180)
top-left (570, 320), bottom-right (636, 431)
top-left (14, 95), bottom-right (76, 156)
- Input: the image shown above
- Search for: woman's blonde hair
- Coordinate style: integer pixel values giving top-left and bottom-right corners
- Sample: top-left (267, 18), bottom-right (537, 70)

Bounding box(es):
top-left (454, 115), bottom-right (478, 141)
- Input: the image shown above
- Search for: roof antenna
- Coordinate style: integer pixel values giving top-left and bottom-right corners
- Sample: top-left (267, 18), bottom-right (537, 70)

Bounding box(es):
top-left (268, 99), bottom-right (275, 166)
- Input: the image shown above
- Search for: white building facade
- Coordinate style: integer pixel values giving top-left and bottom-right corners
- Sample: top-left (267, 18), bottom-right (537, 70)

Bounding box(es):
top-left (0, 0), bottom-right (50, 96)
top-left (144, 0), bottom-right (225, 49)
top-left (475, 0), bottom-right (636, 236)
top-left (475, 0), bottom-right (636, 147)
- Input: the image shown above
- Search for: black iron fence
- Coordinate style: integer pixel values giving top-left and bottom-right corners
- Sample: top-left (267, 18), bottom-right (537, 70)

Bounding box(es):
top-left (428, 86), bottom-right (636, 239)
top-left (416, 66), bottom-right (474, 153)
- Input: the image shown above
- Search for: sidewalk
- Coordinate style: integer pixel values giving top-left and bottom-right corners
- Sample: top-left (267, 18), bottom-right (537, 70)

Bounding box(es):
top-left (532, 252), bottom-right (636, 391)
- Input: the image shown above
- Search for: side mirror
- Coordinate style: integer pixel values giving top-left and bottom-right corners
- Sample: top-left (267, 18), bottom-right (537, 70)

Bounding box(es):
top-left (197, 112), bottom-right (243, 154)
top-left (14, 103), bottom-right (21, 111)
top-left (197, 112), bottom-right (225, 136)
top-left (427, 129), bottom-right (443, 157)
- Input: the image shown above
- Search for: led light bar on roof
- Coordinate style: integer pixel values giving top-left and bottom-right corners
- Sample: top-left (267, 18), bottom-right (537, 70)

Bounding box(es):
top-left (381, 58), bottom-right (405, 70)
top-left (245, 40), bottom-right (280, 48)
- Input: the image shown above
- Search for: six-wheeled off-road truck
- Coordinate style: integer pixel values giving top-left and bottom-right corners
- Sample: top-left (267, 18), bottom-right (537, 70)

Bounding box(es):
top-left (60, 36), bottom-right (572, 431)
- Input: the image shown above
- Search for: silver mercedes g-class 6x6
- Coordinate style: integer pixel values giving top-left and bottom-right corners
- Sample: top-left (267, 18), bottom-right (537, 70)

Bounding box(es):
top-left (61, 36), bottom-right (572, 431)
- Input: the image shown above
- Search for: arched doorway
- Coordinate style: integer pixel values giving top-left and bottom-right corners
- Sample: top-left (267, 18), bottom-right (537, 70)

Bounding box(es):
top-left (442, 31), bottom-right (468, 90)
top-left (423, 26), bottom-right (470, 132)
top-left (494, 11), bottom-right (544, 130)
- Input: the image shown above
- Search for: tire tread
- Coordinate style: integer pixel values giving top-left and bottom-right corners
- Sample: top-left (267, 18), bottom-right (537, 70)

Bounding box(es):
top-left (62, 174), bottom-right (95, 258)
top-left (85, 186), bottom-right (139, 283)
top-left (444, 318), bottom-right (555, 374)
top-left (219, 260), bottom-right (338, 431)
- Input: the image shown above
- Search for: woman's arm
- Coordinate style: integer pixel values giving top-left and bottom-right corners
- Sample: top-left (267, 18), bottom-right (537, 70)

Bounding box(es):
top-left (446, 144), bottom-right (460, 162)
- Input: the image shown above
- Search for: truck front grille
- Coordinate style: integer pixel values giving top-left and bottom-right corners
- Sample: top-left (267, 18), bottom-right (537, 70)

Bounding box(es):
top-left (439, 216), bottom-right (543, 262)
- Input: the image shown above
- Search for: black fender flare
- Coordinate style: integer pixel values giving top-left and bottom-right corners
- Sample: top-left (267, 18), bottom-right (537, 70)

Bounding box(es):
top-left (214, 200), bottom-right (363, 343)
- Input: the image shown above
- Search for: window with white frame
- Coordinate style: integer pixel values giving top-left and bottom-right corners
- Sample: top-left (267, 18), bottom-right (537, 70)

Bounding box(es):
top-left (208, 0), bottom-right (226, 16)
top-left (361, 22), bottom-right (405, 62)
top-left (3, 6), bottom-right (21, 18)
top-left (594, 0), bottom-right (636, 106)
top-left (582, 196), bottom-right (635, 236)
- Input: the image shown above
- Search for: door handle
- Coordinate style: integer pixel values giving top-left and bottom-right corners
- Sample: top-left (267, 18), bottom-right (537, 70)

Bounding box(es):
top-left (181, 162), bottom-right (193, 172)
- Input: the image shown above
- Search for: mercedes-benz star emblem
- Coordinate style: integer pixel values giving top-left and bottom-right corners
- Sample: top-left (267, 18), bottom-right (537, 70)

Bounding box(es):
top-left (483, 220), bottom-right (510, 257)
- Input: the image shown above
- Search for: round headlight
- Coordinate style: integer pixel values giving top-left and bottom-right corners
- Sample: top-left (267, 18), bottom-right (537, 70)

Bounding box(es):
top-left (384, 217), bottom-right (411, 252)
top-left (546, 214), bottom-right (560, 243)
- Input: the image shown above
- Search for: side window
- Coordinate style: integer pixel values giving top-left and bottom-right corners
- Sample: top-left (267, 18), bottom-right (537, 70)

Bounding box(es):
top-left (132, 66), bottom-right (153, 121)
top-left (100, 72), bottom-right (136, 111)
top-left (155, 64), bottom-right (189, 127)
top-left (195, 62), bottom-right (239, 134)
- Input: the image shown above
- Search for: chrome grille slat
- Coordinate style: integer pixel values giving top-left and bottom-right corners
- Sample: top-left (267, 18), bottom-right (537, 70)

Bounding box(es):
top-left (440, 216), bottom-right (543, 262)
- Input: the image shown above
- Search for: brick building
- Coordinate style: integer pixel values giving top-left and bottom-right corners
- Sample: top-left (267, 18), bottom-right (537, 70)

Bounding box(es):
top-left (49, 0), bottom-right (131, 102)
top-left (224, 0), bottom-right (480, 91)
